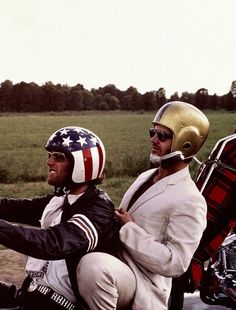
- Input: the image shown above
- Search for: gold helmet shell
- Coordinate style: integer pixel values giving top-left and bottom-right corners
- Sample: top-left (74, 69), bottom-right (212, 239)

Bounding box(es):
top-left (152, 101), bottom-right (210, 159)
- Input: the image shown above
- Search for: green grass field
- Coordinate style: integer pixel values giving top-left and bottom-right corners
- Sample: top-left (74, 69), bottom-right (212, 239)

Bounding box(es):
top-left (0, 110), bottom-right (235, 206)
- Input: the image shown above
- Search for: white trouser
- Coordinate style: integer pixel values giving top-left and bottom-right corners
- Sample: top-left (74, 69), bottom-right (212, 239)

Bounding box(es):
top-left (77, 252), bottom-right (136, 310)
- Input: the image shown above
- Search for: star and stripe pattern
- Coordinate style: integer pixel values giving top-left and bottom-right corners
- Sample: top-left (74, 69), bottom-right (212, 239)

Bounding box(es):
top-left (46, 127), bottom-right (105, 183)
top-left (68, 214), bottom-right (98, 251)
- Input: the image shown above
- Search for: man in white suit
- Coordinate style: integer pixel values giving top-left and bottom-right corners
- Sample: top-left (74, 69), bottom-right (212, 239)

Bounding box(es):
top-left (76, 101), bottom-right (210, 310)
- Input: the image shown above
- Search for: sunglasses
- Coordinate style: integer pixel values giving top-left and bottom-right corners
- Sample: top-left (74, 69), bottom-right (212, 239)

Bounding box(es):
top-left (149, 128), bottom-right (173, 142)
top-left (48, 152), bottom-right (66, 162)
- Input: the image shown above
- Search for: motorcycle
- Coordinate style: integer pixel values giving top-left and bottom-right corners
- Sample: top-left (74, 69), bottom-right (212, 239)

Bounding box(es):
top-left (169, 131), bottom-right (236, 309)
top-left (200, 231), bottom-right (236, 308)
top-left (196, 132), bottom-right (236, 309)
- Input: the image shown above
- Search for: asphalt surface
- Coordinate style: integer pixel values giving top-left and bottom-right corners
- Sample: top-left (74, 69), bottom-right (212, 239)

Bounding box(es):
top-left (183, 292), bottom-right (230, 309)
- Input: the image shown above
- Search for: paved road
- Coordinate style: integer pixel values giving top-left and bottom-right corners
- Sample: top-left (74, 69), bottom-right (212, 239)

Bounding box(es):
top-left (183, 293), bottom-right (229, 309)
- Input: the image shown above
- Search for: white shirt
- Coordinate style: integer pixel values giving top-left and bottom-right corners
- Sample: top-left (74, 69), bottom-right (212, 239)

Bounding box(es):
top-left (26, 193), bottom-right (83, 303)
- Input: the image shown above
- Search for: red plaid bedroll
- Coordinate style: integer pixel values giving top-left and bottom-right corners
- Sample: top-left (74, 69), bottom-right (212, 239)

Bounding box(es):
top-left (171, 134), bottom-right (236, 293)
top-left (193, 133), bottom-right (236, 263)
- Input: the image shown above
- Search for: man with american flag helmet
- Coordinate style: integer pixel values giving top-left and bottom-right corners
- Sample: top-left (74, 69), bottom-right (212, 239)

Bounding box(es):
top-left (45, 126), bottom-right (106, 187)
top-left (0, 126), bottom-right (116, 310)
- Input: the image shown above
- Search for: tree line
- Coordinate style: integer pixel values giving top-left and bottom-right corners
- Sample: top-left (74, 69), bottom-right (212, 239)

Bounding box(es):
top-left (0, 80), bottom-right (235, 112)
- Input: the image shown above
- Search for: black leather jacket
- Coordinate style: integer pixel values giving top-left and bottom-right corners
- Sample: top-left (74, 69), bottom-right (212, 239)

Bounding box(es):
top-left (0, 185), bottom-right (117, 300)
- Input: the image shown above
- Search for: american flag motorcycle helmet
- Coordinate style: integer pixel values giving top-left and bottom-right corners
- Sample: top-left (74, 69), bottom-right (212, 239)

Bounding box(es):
top-left (45, 126), bottom-right (106, 184)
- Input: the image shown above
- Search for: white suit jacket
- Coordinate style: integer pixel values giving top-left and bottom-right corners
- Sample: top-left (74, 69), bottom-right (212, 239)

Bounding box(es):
top-left (119, 166), bottom-right (207, 310)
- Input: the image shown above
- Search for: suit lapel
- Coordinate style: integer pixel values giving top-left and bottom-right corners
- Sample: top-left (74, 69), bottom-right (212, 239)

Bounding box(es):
top-left (123, 166), bottom-right (189, 214)
top-left (128, 176), bottom-right (167, 213)
top-left (119, 170), bottom-right (153, 211)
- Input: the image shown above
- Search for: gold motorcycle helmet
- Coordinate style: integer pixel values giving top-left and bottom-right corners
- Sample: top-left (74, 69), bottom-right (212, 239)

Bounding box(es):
top-left (152, 101), bottom-right (210, 160)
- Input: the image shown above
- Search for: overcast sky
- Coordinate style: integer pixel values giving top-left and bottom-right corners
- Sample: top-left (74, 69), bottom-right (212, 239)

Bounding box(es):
top-left (0, 0), bottom-right (235, 97)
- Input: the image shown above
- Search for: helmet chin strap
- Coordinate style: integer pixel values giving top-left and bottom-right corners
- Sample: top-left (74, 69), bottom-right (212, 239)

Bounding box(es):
top-left (149, 151), bottom-right (184, 166)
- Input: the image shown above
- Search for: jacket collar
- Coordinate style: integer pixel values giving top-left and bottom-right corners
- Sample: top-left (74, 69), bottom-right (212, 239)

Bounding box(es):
top-left (127, 166), bottom-right (190, 213)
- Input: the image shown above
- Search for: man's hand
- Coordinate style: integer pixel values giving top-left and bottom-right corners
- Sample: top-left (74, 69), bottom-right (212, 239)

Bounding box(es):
top-left (115, 208), bottom-right (133, 226)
